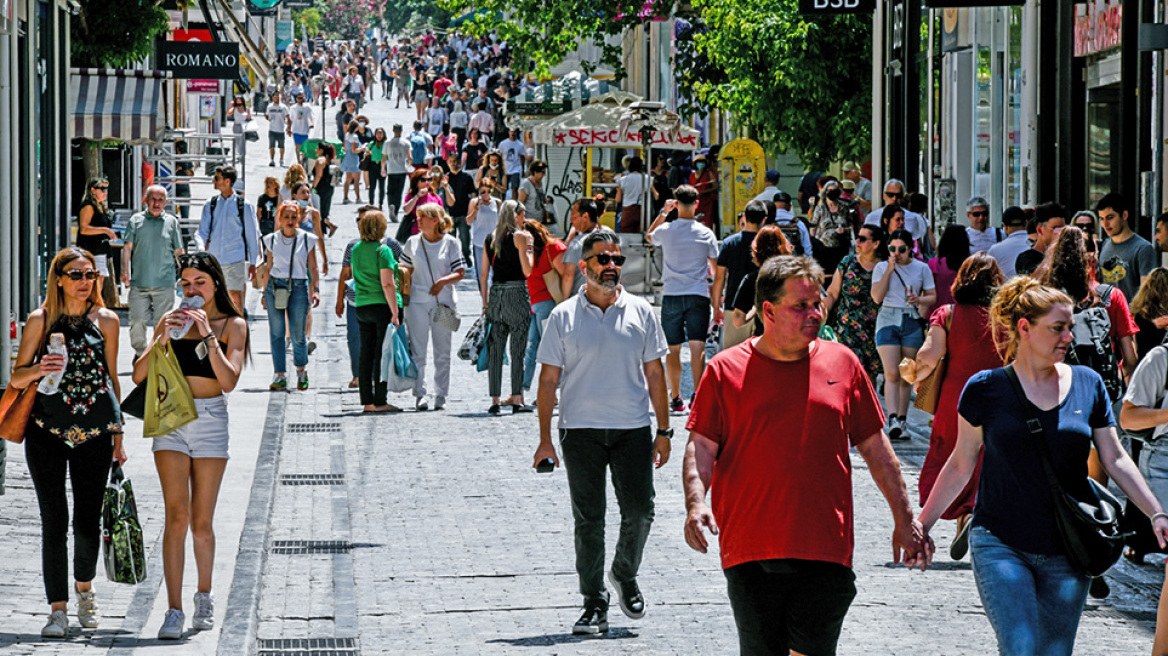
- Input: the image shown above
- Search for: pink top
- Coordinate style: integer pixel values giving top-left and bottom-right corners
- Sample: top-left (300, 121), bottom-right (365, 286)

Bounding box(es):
top-left (928, 257), bottom-right (958, 308)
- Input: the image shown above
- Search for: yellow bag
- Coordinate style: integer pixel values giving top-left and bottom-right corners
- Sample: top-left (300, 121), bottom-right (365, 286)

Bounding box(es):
top-left (143, 342), bottom-right (199, 438)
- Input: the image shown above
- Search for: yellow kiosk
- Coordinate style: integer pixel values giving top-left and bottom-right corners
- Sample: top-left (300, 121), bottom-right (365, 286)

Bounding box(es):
top-left (718, 138), bottom-right (767, 234)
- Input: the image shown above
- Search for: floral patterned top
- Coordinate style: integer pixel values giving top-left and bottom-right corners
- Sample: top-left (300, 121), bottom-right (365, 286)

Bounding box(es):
top-left (32, 312), bottom-right (122, 447)
top-left (811, 202), bottom-right (852, 249)
top-left (831, 254), bottom-right (882, 384)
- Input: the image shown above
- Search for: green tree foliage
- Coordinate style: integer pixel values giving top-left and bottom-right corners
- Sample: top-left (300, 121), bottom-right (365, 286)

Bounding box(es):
top-left (71, 0), bottom-right (170, 68)
top-left (293, 7), bottom-right (323, 36)
top-left (385, 0), bottom-right (452, 35)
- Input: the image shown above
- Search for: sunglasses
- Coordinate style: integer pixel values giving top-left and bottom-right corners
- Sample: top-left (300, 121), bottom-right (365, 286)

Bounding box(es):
top-left (855, 236), bottom-right (871, 244)
top-left (63, 270), bottom-right (99, 281)
top-left (883, 191), bottom-right (904, 198)
top-left (969, 211), bottom-right (989, 218)
top-left (586, 253), bottom-right (626, 266)
top-left (93, 185), bottom-right (109, 191)
top-left (1075, 222), bottom-right (1094, 231)
top-left (891, 246), bottom-right (910, 254)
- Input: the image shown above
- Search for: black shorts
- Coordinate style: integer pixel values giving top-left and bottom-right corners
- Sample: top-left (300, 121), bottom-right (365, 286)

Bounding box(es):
top-left (661, 294), bottom-right (711, 346)
top-left (269, 131), bottom-right (285, 148)
top-left (724, 559), bottom-right (857, 656)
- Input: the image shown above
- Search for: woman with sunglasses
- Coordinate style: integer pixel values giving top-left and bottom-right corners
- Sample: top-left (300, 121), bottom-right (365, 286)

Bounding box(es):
top-left (480, 200), bottom-right (534, 414)
top-left (824, 224), bottom-right (887, 386)
top-left (133, 251), bottom-right (249, 640)
top-left (872, 228), bottom-right (937, 440)
top-left (399, 170), bottom-right (444, 240)
top-left (10, 247), bottom-right (124, 638)
top-left (466, 179), bottom-right (500, 275)
top-left (76, 178), bottom-right (117, 305)
top-left (259, 201), bottom-right (321, 391)
top-left (1072, 210), bottom-right (1099, 252)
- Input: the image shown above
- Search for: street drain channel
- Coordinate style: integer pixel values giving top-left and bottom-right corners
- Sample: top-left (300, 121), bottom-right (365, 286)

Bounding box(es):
top-left (279, 474), bottom-right (346, 485)
top-left (270, 540), bottom-right (353, 554)
top-left (258, 637), bottom-right (359, 655)
top-left (286, 421), bottom-right (343, 433)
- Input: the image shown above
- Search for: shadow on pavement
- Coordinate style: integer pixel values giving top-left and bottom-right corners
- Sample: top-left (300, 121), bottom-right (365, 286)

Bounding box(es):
top-left (485, 627), bottom-right (638, 646)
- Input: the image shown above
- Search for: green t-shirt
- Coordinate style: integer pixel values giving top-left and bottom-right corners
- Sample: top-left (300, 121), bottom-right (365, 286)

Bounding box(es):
top-left (350, 240), bottom-right (401, 307)
top-left (368, 141), bottom-right (385, 163)
top-left (124, 211), bottom-right (184, 288)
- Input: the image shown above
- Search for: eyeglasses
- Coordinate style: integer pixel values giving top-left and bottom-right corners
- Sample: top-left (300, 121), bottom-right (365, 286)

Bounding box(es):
top-left (891, 246), bottom-right (910, 254)
top-left (63, 270), bottom-right (99, 281)
top-left (586, 253), bottom-right (626, 266)
top-left (969, 211), bottom-right (989, 218)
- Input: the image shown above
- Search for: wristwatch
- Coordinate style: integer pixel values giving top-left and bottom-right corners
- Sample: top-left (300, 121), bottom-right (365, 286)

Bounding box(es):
top-left (656, 427), bottom-right (674, 440)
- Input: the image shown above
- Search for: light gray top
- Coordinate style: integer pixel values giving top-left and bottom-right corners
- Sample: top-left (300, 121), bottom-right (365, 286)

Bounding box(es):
top-left (385, 137), bottom-right (412, 174)
top-left (537, 288), bottom-right (669, 429)
top-left (649, 219), bottom-right (720, 298)
top-left (1124, 345), bottom-right (1168, 441)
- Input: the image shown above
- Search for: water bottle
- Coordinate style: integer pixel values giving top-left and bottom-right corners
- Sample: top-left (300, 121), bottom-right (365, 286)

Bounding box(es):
top-left (169, 295), bottom-right (206, 341)
top-left (38, 333), bottom-right (67, 395)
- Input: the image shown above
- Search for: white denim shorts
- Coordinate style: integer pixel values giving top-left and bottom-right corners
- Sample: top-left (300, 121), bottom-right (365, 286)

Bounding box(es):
top-left (151, 395), bottom-right (231, 459)
top-left (221, 260), bottom-right (249, 292)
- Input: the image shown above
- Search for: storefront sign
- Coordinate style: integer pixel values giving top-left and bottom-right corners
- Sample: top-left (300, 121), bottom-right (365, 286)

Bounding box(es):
top-left (185, 79), bottom-right (220, 93)
top-left (158, 41), bottom-right (241, 80)
top-left (276, 21), bottom-right (294, 52)
top-left (1075, 0), bottom-right (1123, 57)
top-left (551, 128), bottom-right (698, 149)
top-left (798, 0), bottom-right (875, 15)
top-left (925, 0), bottom-right (1022, 7)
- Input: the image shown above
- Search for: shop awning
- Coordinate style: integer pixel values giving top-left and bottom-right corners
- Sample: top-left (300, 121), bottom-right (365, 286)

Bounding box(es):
top-left (70, 69), bottom-right (169, 145)
top-left (532, 92), bottom-right (701, 150)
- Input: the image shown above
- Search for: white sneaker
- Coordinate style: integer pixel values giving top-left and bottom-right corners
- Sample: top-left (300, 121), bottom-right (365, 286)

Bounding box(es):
top-left (41, 610), bottom-right (68, 638)
top-left (158, 608), bottom-right (185, 640)
top-left (192, 592), bottom-right (214, 631)
top-left (887, 415), bottom-right (903, 440)
top-left (76, 589), bottom-right (99, 628)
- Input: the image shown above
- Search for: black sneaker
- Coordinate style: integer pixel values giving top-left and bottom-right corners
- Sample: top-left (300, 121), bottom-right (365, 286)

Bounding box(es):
top-left (572, 601), bottom-right (608, 635)
top-left (1089, 576), bottom-right (1110, 599)
top-left (669, 396), bottom-right (686, 413)
top-left (608, 570), bottom-right (645, 619)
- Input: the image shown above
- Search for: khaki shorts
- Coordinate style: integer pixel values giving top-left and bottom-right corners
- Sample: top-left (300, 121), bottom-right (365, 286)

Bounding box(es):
top-left (221, 260), bottom-right (249, 292)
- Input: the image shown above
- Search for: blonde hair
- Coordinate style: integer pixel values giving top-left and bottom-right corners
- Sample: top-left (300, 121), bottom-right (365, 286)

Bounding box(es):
top-left (1132, 267), bottom-right (1168, 321)
top-left (493, 200), bottom-right (524, 255)
top-left (284, 164), bottom-right (307, 190)
top-left (264, 176), bottom-right (280, 194)
top-left (416, 203), bottom-right (451, 234)
top-left (359, 211), bottom-right (387, 242)
top-left (989, 277), bottom-right (1074, 362)
top-left (43, 247), bottom-right (105, 330)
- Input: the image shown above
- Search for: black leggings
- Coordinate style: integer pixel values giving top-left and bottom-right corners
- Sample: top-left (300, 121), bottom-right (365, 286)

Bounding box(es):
top-left (25, 424), bottom-right (114, 603)
top-left (356, 303), bottom-right (393, 406)
top-left (368, 168), bottom-right (386, 206)
top-left (316, 184), bottom-right (335, 221)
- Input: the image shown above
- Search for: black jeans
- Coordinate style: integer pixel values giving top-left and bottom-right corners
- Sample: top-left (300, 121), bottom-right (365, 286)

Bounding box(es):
top-left (386, 173), bottom-right (407, 218)
top-left (724, 559), bottom-right (857, 656)
top-left (316, 184), bottom-right (335, 221)
top-left (560, 426), bottom-right (655, 603)
top-left (368, 167), bottom-right (387, 206)
top-left (25, 424), bottom-right (114, 603)
top-left (452, 215), bottom-right (472, 269)
top-left (356, 303), bottom-right (392, 406)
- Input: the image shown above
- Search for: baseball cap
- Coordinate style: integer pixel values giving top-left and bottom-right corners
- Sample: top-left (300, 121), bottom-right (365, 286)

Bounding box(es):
top-left (840, 179), bottom-right (856, 191)
top-left (842, 161), bottom-right (861, 173)
top-left (1002, 206), bottom-right (1027, 227)
top-left (765, 170), bottom-right (780, 184)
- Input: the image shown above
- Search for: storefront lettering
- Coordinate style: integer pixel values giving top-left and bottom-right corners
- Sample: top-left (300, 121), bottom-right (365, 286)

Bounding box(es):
top-left (1074, 0), bottom-right (1122, 58)
top-left (163, 53), bottom-right (239, 68)
top-left (552, 128), bottom-right (698, 148)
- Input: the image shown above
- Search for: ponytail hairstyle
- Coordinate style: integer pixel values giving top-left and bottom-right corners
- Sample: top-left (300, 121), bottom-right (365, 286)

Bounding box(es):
top-left (989, 277), bottom-right (1073, 363)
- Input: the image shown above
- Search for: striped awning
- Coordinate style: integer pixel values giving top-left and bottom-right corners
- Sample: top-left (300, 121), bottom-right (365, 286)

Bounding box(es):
top-left (70, 69), bottom-right (169, 146)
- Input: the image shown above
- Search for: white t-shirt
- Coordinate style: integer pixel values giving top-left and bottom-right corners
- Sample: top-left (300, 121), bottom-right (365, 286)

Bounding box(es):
top-left (405, 234), bottom-right (466, 307)
top-left (289, 104), bottom-right (313, 135)
top-left (499, 138), bottom-right (526, 175)
top-left (1124, 346), bottom-right (1168, 441)
top-left (618, 173), bottom-right (649, 207)
top-left (262, 229), bottom-right (318, 280)
top-left (427, 107), bottom-right (447, 136)
top-left (265, 103), bottom-right (289, 133)
top-left (470, 198), bottom-right (500, 248)
top-left (649, 219), bottom-right (720, 298)
top-left (872, 258), bottom-right (935, 309)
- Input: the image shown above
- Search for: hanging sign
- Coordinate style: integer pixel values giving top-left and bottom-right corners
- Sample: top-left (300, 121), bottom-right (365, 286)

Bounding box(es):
top-left (798, 0), bottom-right (875, 14)
top-left (1075, 0), bottom-right (1123, 57)
top-left (158, 41), bottom-right (241, 80)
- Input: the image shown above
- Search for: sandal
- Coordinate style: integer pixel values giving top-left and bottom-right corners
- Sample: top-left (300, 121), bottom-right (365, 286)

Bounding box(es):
top-left (488, 404), bottom-right (501, 415)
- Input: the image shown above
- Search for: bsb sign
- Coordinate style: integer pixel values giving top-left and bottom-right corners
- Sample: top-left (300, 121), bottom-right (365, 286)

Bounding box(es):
top-left (798, 0), bottom-right (875, 14)
top-left (158, 41), bottom-right (241, 80)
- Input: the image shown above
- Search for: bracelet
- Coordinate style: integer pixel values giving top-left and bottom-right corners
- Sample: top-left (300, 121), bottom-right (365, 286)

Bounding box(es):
top-left (202, 335), bottom-right (218, 346)
top-left (1153, 512), bottom-right (1168, 523)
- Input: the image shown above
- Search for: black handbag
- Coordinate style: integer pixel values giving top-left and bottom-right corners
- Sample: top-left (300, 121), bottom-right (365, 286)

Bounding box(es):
top-left (1003, 365), bottom-right (1130, 577)
top-left (121, 384), bottom-right (146, 419)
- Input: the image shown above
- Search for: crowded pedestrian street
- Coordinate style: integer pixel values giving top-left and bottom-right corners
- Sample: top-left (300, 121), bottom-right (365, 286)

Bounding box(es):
top-left (0, 88), bottom-right (1165, 655)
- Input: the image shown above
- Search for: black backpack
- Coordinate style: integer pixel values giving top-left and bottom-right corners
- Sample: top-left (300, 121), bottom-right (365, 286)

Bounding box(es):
top-left (774, 217), bottom-right (805, 256)
top-left (1065, 283), bottom-right (1125, 402)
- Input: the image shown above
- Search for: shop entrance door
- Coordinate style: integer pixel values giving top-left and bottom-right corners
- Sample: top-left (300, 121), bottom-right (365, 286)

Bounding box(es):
top-left (1086, 87), bottom-right (1121, 209)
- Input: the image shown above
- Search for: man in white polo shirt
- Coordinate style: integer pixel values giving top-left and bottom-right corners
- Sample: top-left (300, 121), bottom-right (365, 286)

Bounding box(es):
top-left (533, 230), bottom-right (672, 637)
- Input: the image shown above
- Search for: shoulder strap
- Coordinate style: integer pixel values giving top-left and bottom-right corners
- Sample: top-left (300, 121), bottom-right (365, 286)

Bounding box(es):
top-left (208, 195), bottom-right (219, 245)
top-left (1002, 365), bottom-right (1069, 498)
top-left (237, 195), bottom-right (249, 262)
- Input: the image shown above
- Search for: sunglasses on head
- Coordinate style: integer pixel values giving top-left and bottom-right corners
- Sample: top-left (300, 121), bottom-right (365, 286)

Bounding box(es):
top-left (586, 253), bottom-right (626, 266)
top-left (63, 270), bottom-right (99, 281)
top-left (891, 245), bottom-right (910, 254)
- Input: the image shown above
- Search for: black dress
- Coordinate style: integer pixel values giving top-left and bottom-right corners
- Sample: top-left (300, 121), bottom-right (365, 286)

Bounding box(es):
top-left (76, 201), bottom-right (112, 260)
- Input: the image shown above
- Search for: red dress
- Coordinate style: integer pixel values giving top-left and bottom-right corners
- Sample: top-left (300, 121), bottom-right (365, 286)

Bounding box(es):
top-left (688, 170), bottom-right (718, 232)
top-left (917, 303), bottom-right (1005, 519)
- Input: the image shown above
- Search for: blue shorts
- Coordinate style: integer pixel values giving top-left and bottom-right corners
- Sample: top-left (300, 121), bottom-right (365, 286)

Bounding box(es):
top-left (874, 307), bottom-right (925, 348)
top-left (293, 133), bottom-right (308, 147)
top-left (661, 294), bottom-right (711, 346)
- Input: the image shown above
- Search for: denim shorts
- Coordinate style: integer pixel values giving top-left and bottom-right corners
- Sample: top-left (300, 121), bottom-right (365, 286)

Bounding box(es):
top-left (1140, 442), bottom-right (1168, 509)
top-left (661, 294), bottom-right (711, 346)
top-left (151, 396), bottom-right (231, 459)
top-left (874, 306), bottom-right (925, 348)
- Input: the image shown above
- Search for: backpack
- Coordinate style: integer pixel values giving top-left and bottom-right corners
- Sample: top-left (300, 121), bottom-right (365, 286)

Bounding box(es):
top-left (774, 215), bottom-right (805, 256)
top-left (409, 131), bottom-right (429, 164)
top-left (207, 194), bottom-right (249, 262)
top-left (1065, 283), bottom-right (1125, 402)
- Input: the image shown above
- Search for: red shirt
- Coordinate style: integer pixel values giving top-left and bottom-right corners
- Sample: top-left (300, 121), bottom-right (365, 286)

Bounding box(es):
top-left (527, 240), bottom-right (567, 305)
top-left (686, 338), bottom-right (885, 570)
top-left (433, 77), bottom-right (454, 99)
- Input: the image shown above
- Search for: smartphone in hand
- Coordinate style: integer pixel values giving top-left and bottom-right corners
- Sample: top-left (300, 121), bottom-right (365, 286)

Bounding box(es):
top-left (536, 458), bottom-right (555, 474)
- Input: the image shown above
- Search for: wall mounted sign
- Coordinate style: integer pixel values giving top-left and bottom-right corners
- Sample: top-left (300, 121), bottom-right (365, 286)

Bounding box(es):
top-left (798, 0), bottom-right (875, 15)
top-left (158, 41), bottom-right (241, 80)
top-left (1075, 0), bottom-right (1123, 57)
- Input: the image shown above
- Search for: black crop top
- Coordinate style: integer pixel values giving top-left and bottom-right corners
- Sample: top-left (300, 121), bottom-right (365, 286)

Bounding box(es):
top-left (171, 337), bottom-right (226, 379)
top-left (483, 231), bottom-right (527, 283)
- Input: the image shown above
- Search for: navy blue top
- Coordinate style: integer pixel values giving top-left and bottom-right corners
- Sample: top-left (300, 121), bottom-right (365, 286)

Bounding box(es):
top-left (958, 365), bottom-right (1115, 555)
top-left (716, 230), bottom-right (757, 310)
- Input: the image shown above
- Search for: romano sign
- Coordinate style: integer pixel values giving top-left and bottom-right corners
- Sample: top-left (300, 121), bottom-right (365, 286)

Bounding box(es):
top-left (158, 41), bottom-right (241, 79)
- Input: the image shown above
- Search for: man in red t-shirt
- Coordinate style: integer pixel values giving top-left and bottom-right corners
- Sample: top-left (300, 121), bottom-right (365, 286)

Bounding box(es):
top-left (681, 255), bottom-right (932, 655)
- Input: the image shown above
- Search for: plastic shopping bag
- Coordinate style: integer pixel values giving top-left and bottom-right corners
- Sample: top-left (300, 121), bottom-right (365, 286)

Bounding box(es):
top-left (393, 322), bottom-right (418, 380)
top-left (143, 342), bottom-right (198, 438)
top-left (380, 325), bottom-right (415, 393)
top-left (475, 323), bottom-right (509, 373)
top-left (102, 463), bottom-right (147, 584)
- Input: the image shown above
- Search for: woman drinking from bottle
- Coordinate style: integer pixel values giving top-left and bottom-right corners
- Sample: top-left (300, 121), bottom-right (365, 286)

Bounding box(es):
top-left (10, 246), bottom-right (124, 638)
top-left (132, 251), bottom-right (249, 641)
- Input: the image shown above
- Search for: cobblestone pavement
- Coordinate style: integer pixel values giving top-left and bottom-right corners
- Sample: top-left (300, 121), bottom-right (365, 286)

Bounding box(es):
top-left (1, 90), bottom-right (1166, 655)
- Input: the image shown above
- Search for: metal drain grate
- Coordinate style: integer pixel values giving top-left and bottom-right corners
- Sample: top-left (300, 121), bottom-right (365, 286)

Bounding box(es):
top-left (270, 540), bottom-right (353, 554)
top-left (1083, 607), bottom-right (1157, 622)
top-left (258, 637), bottom-right (359, 655)
top-left (286, 422), bottom-right (342, 433)
top-left (279, 474), bottom-right (345, 485)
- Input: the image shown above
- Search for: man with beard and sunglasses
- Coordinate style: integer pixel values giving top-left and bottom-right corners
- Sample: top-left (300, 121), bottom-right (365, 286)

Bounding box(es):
top-left (533, 230), bottom-right (672, 636)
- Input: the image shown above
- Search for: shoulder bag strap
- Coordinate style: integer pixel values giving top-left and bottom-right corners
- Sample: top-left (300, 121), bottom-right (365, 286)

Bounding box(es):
top-left (285, 233), bottom-right (300, 286)
top-left (420, 237), bottom-right (439, 288)
top-left (237, 195), bottom-right (249, 262)
top-left (207, 195), bottom-right (218, 247)
top-left (1002, 364), bottom-right (1069, 498)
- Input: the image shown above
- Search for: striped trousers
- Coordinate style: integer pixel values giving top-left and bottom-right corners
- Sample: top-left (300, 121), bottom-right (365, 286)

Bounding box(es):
top-left (485, 281), bottom-right (532, 398)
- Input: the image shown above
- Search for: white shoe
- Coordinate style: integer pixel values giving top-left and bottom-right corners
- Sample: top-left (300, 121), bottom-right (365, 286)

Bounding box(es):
top-left (887, 415), bottom-right (903, 440)
top-left (158, 608), bottom-right (185, 640)
top-left (76, 589), bottom-right (99, 628)
top-left (41, 610), bottom-right (68, 638)
top-left (191, 592), bottom-right (214, 631)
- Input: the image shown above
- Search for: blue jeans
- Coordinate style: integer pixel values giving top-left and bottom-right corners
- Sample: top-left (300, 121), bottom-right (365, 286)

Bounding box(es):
top-left (523, 299), bottom-right (556, 390)
top-left (970, 526), bottom-right (1090, 656)
top-left (264, 278), bottom-right (310, 374)
top-left (345, 302), bottom-right (361, 379)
